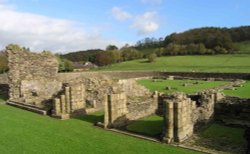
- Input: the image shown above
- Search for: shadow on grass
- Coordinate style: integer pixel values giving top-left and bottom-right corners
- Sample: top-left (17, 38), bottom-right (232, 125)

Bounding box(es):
top-left (0, 94), bottom-right (8, 103)
top-left (196, 123), bottom-right (247, 154)
top-left (74, 112), bottom-right (104, 124)
top-left (126, 118), bottom-right (163, 138)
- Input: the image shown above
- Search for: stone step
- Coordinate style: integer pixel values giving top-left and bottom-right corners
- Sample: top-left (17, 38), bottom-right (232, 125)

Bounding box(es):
top-left (7, 101), bottom-right (47, 115)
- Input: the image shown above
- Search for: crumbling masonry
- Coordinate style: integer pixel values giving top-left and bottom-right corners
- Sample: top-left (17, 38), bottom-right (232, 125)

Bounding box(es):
top-left (6, 48), bottom-right (248, 145)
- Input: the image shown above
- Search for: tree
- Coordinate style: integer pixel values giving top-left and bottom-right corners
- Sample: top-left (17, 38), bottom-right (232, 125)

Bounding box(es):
top-left (147, 53), bottom-right (157, 63)
top-left (121, 48), bottom-right (142, 61)
top-left (64, 59), bottom-right (74, 72)
top-left (0, 53), bottom-right (8, 73)
top-left (95, 51), bottom-right (113, 66)
top-left (57, 57), bottom-right (74, 72)
top-left (106, 45), bottom-right (118, 51)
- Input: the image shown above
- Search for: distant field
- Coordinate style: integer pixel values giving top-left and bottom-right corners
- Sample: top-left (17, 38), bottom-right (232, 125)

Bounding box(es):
top-left (137, 79), bottom-right (228, 94)
top-left (96, 54), bottom-right (250, 73)
top-left (224, 81), bottom-right (250, 98)
top-left (235, 41), bottom-right (250, 54)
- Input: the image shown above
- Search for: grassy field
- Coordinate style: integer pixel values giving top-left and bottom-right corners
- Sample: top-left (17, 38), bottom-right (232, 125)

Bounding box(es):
top-left (0, 103), bottom-right (198, 154)
top-left (224, 81), bottom-right (250, 98)
top-left (126, 115), bottom-right (163, 137)
top-left (96, 54), bottom-right (250, 73)
top-left (137, 79), bottom-right (228, 94)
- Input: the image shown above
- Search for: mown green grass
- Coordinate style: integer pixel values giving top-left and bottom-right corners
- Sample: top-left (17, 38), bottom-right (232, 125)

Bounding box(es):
top-left (235, 41), bottom-right (250, 54)
top-left (126, 115), bottom-right (163, 136)
top-left (197, 123), bottom-right (246, 153)
top-left (201, 123), bottom-right (246, 145)
top-left (137, 79), bottom-right (228, 94)
top-left (224, 81), bottom-right (250, 98)
top-left (0, 104), bottom-right (198, 154)
top-left (96, 54), bottom-right (250, 73)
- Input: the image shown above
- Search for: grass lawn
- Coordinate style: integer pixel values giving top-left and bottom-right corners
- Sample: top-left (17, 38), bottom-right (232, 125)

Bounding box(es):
top-left (126, 115), bottom-right (163, 137)
top-left (0, 104), bottom-right (198, 154)
top-left (137, 79), bottom-right (228, 94)
top-left (198, 123), bottom-right (246, 153)
top-left (96, 54), bottom-right (250, 73)
top-left (224, 81), bottom-right (250, 98)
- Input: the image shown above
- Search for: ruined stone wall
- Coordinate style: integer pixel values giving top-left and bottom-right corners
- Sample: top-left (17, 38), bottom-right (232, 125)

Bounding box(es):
top-left (103, 80), bottom-right (158, 128)
top-left (52, 83), bottom-right (85, 119)
top-left (215, 97), bottom-right (250, 127)
top-left (161, 91), bottom-right (224, 143)
top-left (0, 74), bottom-right (8, 84)
top-left (0, 74), bottom-right (9, 97)
top-left (57, 71), bottom-right (250, 80)
top-left (7, 49), bottom-right (61, 108)
top-left (162, 93), bottom-right (196, 143)
top-left (104, 93), bottom-right (128, 128)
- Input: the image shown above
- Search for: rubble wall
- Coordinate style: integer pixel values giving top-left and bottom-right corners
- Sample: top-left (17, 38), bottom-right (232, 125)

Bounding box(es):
top-left (7, 49), bottom-right (61, 108)
top-left (215, 97), bottom-right (250, 127)
top-left (57, 71), bottom-right (250, 80)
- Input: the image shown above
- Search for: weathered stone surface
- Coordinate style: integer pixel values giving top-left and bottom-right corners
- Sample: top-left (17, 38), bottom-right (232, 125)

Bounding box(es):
top-left (162, 93), bottom-right (195, 143)
top-left (7, 49), bottom-right (61, 109)
top-left (215, 97), bottom-right (250, 126)
top-left (104, 92), bottom-right (128, 128)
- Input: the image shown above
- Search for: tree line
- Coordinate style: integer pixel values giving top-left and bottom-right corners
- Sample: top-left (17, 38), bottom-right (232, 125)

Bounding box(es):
top-left (0, 25), bottom-right (250, 73)
top-left (63, 26), bottom-right (250, 66)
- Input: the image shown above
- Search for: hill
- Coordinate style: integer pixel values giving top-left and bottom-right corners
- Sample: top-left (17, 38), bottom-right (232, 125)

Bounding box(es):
top-left (234, 41), bottom-right (250, 54)
top-left (96, 54), bottom-right (250, 73)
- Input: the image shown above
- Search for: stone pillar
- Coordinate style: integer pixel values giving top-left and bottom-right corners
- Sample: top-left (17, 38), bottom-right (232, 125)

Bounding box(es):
top-left (53, 98), bottom-right (61, 115)
top-left (60, 95), bottom-right (66, 114)
top-left (174, 101), bottom-right (184, 142)
top-left (65, 87), bottom-right (71, 113)
top-left (163, 100), bottom-right (174, 144)
top-left (104, 95), bottom-right (110, 129)
top-left (92, 100), bottom-right (97, 108)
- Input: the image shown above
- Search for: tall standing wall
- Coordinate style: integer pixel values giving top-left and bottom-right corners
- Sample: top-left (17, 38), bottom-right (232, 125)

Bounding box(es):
top-left (7, 48), bottom-right (62, 108)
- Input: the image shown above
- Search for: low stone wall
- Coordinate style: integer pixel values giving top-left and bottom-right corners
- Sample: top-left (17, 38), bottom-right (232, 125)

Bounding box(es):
top-left (215, 97), bottom-right (250, 127)
top-left (104, 91), bottom-right (158, 128)
top-left (58, 71), bottom-right (250, 80)
top-left (160, 72), bottom-right (250, 80)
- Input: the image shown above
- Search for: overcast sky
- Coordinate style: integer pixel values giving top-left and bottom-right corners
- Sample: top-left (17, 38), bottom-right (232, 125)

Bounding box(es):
top-left (0, 0), bottom-right (249, 53)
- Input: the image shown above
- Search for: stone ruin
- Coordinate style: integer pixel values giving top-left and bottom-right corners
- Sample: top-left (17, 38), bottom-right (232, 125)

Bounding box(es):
top-left (6, 48), bottom-right (61, 113)
top-left (5, 48), bottom-right (249, 147)
top-left (103, 87), bottom-right (224, 143)
top-left (6, 49), bottom-right (156, 121)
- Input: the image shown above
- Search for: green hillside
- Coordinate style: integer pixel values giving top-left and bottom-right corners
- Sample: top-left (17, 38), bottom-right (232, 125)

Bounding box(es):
top-left (235, 41), bottom-right (250, 54)
top-left (96, 54), bottom-right (250, 73)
